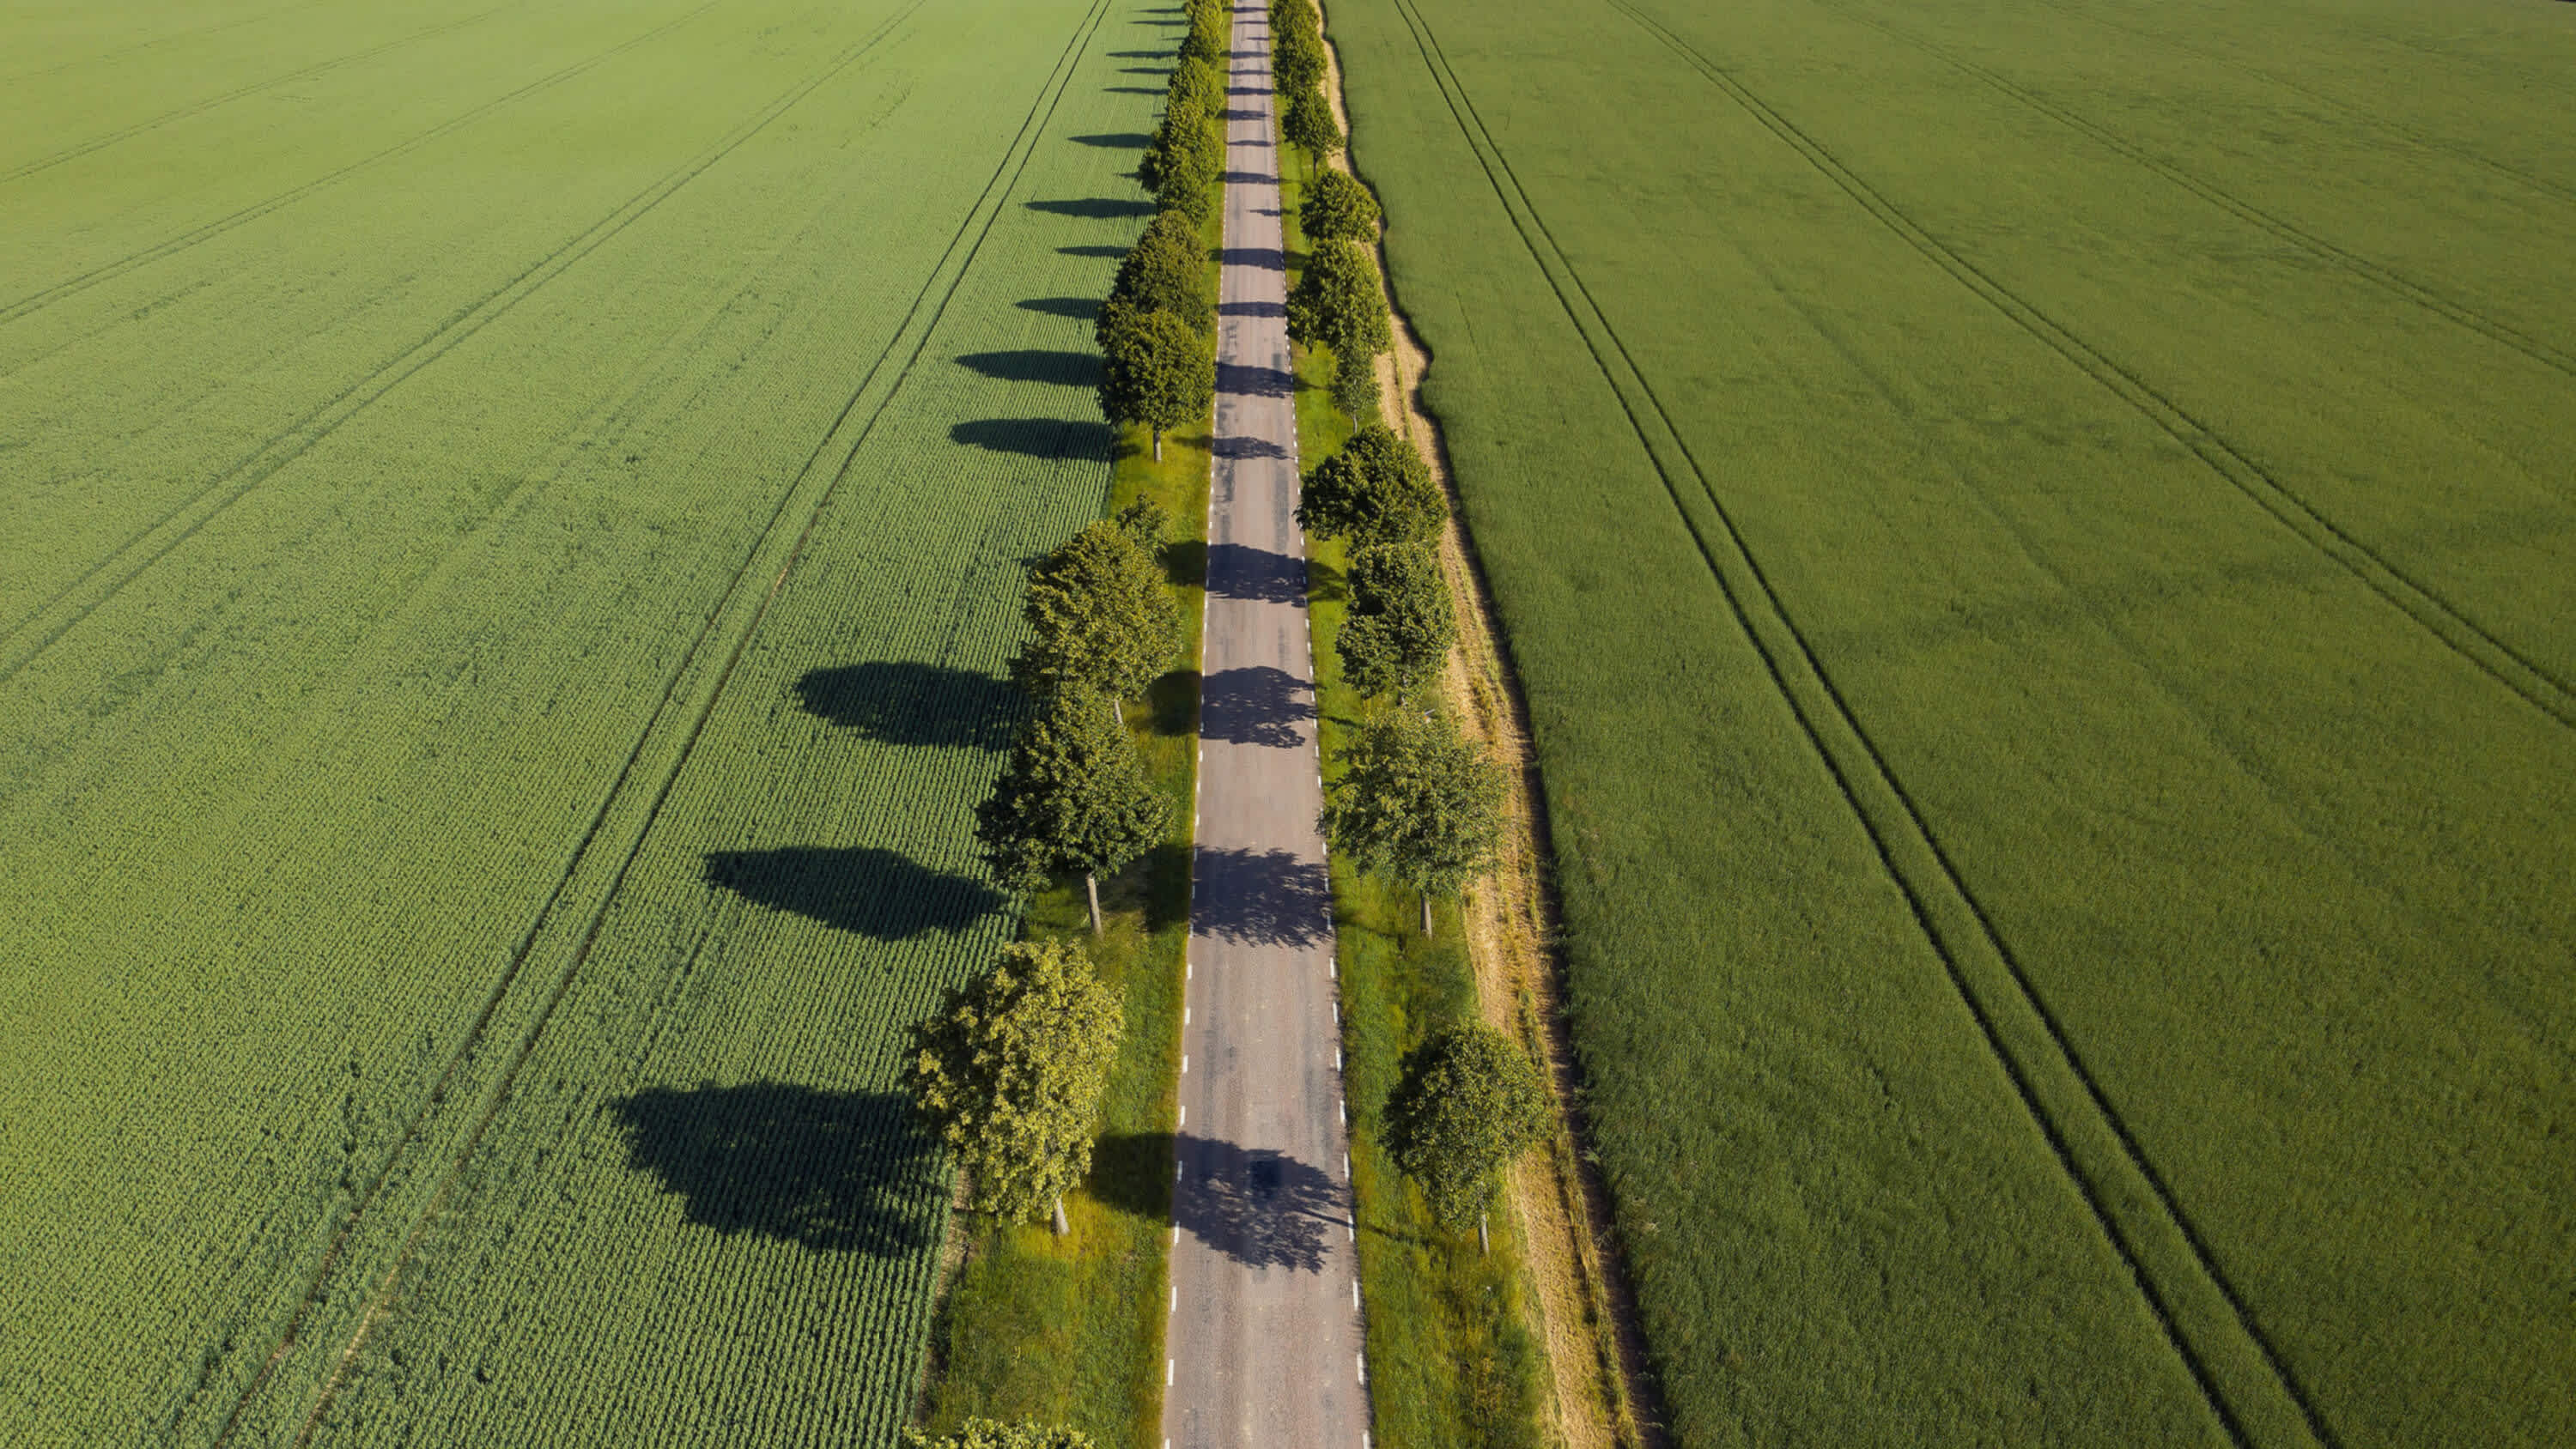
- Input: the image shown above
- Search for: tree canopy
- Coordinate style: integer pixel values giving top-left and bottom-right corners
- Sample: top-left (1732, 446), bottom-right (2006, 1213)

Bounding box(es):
top-left (1098, 305), bottom-right (1214, 460)
top-left (903, 939), bottom-right (1124, 1230)
top-left (1283, 86), bottom-right (1342, 162)
top-left (1383, 1024), bottom-right (1552, 1230)
top-left (1012, 519), bottom-right (1183, 706)
top-left (1318, 705), bottom-right (1504, 935)
top-left (1295, 421), bottom-right (1443, 547)
top-left (1103, 211), bottom-right (1211, 339)
top-left (975, 683), bottom-right (1171, 930)
top-left (1301, 168), bottom-right (1380, 243)
top-left (1328, 343), bottom-right (1378, 424)
top-left (1286, 239), bottom-right (1391, 361)
top-left (1337, 541), bottom-right (1455, 701)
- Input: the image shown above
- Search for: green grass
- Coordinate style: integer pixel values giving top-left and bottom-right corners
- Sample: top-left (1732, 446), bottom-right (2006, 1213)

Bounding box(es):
top-left (0, 1), bottom-right (1192, 1444)
top-left (1326, 0), bottom-right (2576, 1443)
top-left (1281, 166), bottom-right (1550, 1449)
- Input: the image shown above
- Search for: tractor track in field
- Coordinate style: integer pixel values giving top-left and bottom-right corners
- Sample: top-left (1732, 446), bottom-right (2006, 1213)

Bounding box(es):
top-left (0, 0), bottom-right (908, 692)
top-left (2018, 0), bottom-right (2576, 214)
top-left (0, 0), bottom-right (336, 84)
top-left (197, 1), bottom-right (1117, 1438)
top-left (1613, 2), bottom-right (2576, 733)
top-left (1383, 0), bottom-right (2338, 1444)
top-left (0, 0), bottom-right (726, 330)
top-left (0, 0), bottom-right (523, 185)
top-left (1809, 0), bottom-right (2576, 384)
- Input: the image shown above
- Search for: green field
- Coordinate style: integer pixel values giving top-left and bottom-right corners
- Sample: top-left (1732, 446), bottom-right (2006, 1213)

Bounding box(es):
top-left (1326, 0), bottom-right (2576, 1443)
top-left (0, 0), bottom-right (1186, 1442)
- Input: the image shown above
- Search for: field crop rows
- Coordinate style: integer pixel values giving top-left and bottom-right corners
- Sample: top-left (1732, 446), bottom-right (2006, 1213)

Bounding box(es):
top-left (0, 0), bottom-right (1185, 1443)
top-left (1326, 0), bottom-right (2575, 1443)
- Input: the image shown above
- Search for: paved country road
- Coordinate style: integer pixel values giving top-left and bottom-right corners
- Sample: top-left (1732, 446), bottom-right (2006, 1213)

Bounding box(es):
top-left (1162, 6), bottom-right (1370, 1446)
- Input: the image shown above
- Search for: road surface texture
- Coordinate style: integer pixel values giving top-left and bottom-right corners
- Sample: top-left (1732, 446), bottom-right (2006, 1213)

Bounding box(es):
top-left (1163, 6), bottom-right (1371, 1447)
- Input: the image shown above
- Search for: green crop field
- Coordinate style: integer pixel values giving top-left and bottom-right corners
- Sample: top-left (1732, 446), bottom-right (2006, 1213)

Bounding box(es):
top-left (1327, 0), bottom-right (2575, 1443)
top-left (0, 0), bottom-right (1187, 1443)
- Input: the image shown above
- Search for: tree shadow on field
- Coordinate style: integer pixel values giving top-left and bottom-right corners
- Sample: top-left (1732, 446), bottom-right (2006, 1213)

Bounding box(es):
top-left (705, 846), bottom-right (1003, 939)
top-left (1070, 131), bottom-right (1154, 149)
top-left (794, 661), bottom-right (1019, 750)
top-left (1027, 197), bottom-right (1159, 219)
top-left (1059, 243), bottom-right (1130, 258)
top-left (1093, 1133), bottom-right (1343, 1271)
top-left (1105, 85), bottom-right (1167, 94)
top-left (1018, 296), bottom-right (1101, 322)
top-left (958, 349), bottom-right (1101, 387)
top-left (951, 417), bottom-right (1115, 461)
top-left (610, 1082), bottom-right (935, 1256)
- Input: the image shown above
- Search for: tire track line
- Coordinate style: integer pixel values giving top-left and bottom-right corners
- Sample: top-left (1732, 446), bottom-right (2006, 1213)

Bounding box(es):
top-left (1816, 0), bottom-right (2576, 382)
top-left (1386, 0), bottom-right (2330, 1442)
top-left (201, 1), bottom-right (1116, 1438)
top-left (0, 0), bottom-right (726, 328)
top-left (0, 1), bottom-right (523, 185)
top-left (0, 0), bottom-right (336, 84)
top-left (0, 0), bottom-right (908, 689)
top-left (2023, 0), bottom-right (2576, 212)
top-left (1617, 2), bottom-right (2576, 730)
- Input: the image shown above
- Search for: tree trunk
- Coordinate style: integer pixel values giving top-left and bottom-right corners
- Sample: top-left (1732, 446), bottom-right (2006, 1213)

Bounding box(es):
top-left (1053, 1195), bottom-right (1069, 1237)
top-left (1479, 1210), bottom-right (1490, 1258)
top-left (1086, 872), bottom-right (1104, 938)
top-left (1152, 425), bottom-right (1163, 462)
top-left (1422, 891), bottom-right (1434, 940)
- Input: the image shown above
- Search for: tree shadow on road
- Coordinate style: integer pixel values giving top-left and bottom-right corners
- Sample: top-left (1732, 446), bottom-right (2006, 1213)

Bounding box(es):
top-left (1206, 542), bottom-right (1307, 603)
top-left (1192, 846), bottom-right (1331, 946)
top-left (705, 846), bottom-right (1002, 940)
top-left (609, 1082), bottom-right (936, 1256)
top-left (1091, 1133), bottom-right (1345, 1273)
top-left (1182, 1135), bottom-right (1343, 1272)
top-left (1200, 664), bottom-right (1313, 749)
top-left (1216, 359), bottom-right (1291, 399)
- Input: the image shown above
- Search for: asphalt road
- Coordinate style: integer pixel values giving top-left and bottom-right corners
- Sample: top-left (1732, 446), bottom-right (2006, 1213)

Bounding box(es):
top-left (1161, 8), bottom-right (1370, 1446)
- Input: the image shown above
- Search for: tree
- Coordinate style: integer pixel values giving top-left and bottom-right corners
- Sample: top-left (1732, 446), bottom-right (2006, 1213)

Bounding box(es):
top-left (1180, 0), bottom-right (1229, 66)
top-left (976, 685), bottom-right (1172, 935)
top-left (1283, 85), bottom-right (1342, 164)
top-left (1098, 305), bottom-right (1214, 461)
top-left (1336, 541), bottom-right (1454, 701)
top-left (1383, 1024), bottom-right (1551, 1244)
top-left (1165, 54), bottom-right (1223, 122)
top-left (1103, 211), bottom-right (1211, 338)
top-left (1273, 18), bottom-right (1325, 93)
top-left (1300, 167), bottom-right (1380, 243)
top-left (1318, 706), bottom-right (1503, 937)
top-left (904, 939), bottom-right (1124, 1238)
top-left (1286, 238), bottom-right (1391, 363)
top-left (1115, 495), bottom-right (1171, 557)
top-left (1295, 422), bottom-right (1443, 547)
top-left (904, 1422), bottom-right (1097, 1449)
top-left (1155, 124), bottom-right (1224, 226)
top-left (1013, 518), bottom-right (1183, 707)
top-left (1328, 343), bottom-right (1377, 424)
